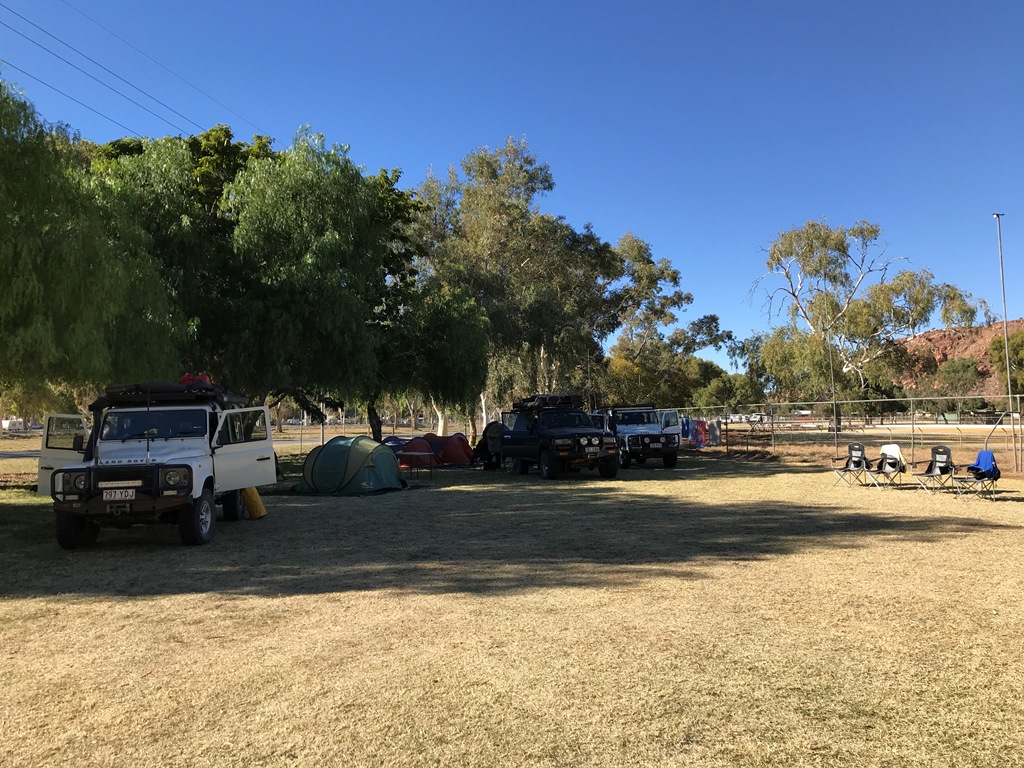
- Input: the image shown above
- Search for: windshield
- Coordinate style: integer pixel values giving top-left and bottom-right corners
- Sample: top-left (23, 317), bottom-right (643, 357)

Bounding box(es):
top-left (539, 410), bottom-right (594, 429)
top-left (615, 411), bottom-right (656, 426)
top-left (100, 409), bottom-right (208, 441)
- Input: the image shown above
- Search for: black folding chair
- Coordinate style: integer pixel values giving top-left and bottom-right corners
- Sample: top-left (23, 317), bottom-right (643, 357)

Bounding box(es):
top-left (952, 450), bottom-right (1001, 499)
top-left (831, 443), bottom-right (872, 486)
top-left (911, 445), bottom-right (956, 493)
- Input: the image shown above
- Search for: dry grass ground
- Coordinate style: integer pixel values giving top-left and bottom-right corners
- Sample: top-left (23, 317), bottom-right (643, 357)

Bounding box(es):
top-left (2, 449), bottom-right (1023, 767)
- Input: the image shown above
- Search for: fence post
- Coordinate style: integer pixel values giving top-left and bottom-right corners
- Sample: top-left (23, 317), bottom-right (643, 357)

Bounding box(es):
top-left (913, 399), bottom-right (921, 466)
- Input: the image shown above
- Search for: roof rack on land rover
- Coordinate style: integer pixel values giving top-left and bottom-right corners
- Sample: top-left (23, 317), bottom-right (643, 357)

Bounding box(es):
top-left (88, 381), bottom-right (248, 411)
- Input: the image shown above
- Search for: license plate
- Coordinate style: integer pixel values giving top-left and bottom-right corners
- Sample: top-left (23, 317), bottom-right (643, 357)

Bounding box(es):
top-left (585, 446), bottom-right (599, 454)
top-left (102, 489), bottom-right (136, 501)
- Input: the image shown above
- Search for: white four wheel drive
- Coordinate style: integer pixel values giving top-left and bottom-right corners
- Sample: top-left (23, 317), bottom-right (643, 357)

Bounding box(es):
top-left (598, 404), bottom-right (680, 469)
top-left (38, 381), bottom-right (276, 550)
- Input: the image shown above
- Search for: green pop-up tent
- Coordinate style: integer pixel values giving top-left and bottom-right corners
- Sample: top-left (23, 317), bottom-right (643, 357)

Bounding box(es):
top-left (295, 436), bottom-right (408, 495)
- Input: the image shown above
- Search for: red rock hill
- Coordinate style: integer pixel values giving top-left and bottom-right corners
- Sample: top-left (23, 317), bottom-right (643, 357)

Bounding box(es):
top-left (900, 319), bottom-right (1024, 396)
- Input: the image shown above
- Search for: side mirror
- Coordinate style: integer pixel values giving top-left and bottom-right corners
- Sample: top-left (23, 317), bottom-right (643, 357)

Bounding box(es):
top-left (73, 434), bottom-right (84, 452)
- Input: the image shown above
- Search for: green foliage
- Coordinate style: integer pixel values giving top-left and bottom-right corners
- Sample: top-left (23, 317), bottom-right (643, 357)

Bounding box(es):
top-left (988, 330), bottom-right (1024, 396)
top-left (408, 283), bottom-right (490, 409)
top-left (0, 81), bottom-right (177, 390)
top-left (759, 220), bottom-right (982, 389)
top-left (224, 129), bottom-right (390, 399)
top-left (419, 138), bottom-right (694, 408)
top-left (3, 86), bottom-right (712, 419)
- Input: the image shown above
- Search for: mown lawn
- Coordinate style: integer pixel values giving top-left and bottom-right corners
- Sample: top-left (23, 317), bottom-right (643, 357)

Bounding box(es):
top-left (1, 453), bottom-right (1022, 767)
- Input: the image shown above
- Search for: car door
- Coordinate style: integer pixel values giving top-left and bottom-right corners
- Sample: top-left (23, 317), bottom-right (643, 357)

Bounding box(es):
top-left (211, 407), bottom-right (276, 491)
top-left (500, 411), bottom-right (535, 459)
top-left (37, 414), bottom-right (89, 496)
top-left (657, 409), bottom-right (681, 439)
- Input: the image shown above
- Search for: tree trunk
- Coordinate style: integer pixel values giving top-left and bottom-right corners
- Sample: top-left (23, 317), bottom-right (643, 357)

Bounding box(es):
top-left (480, 392), bottom-right (489, 428)
top-left (367, 403), bottom-right (383, 443)
top-left (409, 397), bottom-right (419, 431)
top-left (432, 400), bottom-right (448, 437)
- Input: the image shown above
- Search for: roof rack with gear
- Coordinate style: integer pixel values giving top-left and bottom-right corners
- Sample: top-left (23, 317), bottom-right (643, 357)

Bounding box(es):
top-left (511, 394), bottom-right (584, 411)
top-left (89, 381), bottom-right (248, 412)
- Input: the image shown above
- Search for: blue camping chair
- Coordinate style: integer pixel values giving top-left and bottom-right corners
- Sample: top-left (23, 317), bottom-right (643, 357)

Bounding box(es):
top-left (952, 450), bottom-right (1001, 499)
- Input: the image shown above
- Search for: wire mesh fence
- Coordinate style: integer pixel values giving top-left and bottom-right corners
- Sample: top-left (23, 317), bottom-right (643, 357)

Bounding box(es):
top-left (678, 394), bottom-right (1023, 473)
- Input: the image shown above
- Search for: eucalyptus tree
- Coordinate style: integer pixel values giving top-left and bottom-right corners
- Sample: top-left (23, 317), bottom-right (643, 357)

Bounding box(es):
top-left (419, 138), bottom-right (692, 414)
top-left (756, 220), bottom-right (983, 389)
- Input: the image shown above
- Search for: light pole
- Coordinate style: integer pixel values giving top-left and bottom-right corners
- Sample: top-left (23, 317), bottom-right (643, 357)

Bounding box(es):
top-left (993, 213), bottom-right (1019, 471)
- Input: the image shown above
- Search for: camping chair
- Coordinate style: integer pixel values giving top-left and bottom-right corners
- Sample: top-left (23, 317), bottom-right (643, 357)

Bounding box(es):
top-left (952, 450), bottom-right (1001, 499)
top-left (865, 443), bottom-right (906, 488)
top-left (910, 445), bottom-right (956, 493)
top-left (831, 443), bottom-right (872, 486)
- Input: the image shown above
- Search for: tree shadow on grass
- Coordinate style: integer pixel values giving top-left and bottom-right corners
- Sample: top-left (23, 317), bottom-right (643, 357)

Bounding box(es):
top-left (1, 471), bottom-right (1016, 598)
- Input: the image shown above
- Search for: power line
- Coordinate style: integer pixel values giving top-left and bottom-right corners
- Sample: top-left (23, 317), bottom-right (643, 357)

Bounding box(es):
top-left (0, 17), bottom-right (190, 134)
top-left (2, 60), bottom-right (141, 136)
top-left (0, 0), bottom-right (205, 132)
top-left (57, 0), bottom-right (267, 136)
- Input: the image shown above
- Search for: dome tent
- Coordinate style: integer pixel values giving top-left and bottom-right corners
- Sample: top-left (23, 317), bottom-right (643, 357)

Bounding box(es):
top-left (423, 432), bottom-right (474, 465)
top-left (386, 436), bottom-right (442, 468)
top-left (295, 436), bottom-right (407, 495)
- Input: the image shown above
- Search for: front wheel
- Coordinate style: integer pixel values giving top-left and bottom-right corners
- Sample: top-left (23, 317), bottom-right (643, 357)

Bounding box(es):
top-left (598, 456), bottom-right (618, 478)
top-left (663, 452), bottom-right (678, 468)
top-left (538, 450), bottom-right (559, 480)
top-left (55, 511), bottom-right (100, 550)
top-left (179, 490), bottom-right (215, 545)
top-left (618, 446), bottom-right (632, 469)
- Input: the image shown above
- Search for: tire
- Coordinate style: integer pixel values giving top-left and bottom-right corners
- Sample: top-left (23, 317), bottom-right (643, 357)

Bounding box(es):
top-left (55, 511), bottom-right (99, 550)
top-left (598, 457), bottom-right (618, 478)
top-left (221, 490), bottom-right (244, 521)
top-left (179, 490), bottom-right (215, 545)
top-left (618, 445), bottom-right (632, 469)
top-left (663, 452), bottom-right (678, 468)
top-left (507, 457), bottom-right (529, 475)
top-left (538, 450), bottom-right (559, 480)
top-left (81, 520), bottom-right (101, 546)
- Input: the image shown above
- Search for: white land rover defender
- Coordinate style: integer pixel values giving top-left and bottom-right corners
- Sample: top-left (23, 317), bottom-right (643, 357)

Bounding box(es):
top-left (37, 381), bottom-right (276, 549)
top-left (596, 403), bottom-right (680, 469)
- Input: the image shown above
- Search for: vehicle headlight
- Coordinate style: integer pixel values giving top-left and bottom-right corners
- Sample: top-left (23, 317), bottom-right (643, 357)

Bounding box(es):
top-left (553, 438), bottom-right (572, 447)
top-left (72, 473), bottom-right (87, 490)
top-left (643, 437), bottom-right (651, 444)
top-left (162, 468), bottom-right (189, 487)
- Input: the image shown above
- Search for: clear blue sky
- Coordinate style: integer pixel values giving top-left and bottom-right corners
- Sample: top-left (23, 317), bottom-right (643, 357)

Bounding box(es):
top-left (2, 0), bottom-right (1020, 369)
